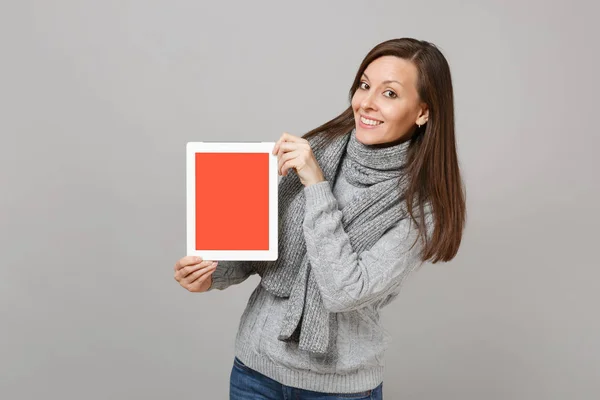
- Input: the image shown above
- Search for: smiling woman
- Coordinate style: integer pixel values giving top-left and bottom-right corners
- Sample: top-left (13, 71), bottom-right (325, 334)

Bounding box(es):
top-left (176, 37), bottom-right (466, 399)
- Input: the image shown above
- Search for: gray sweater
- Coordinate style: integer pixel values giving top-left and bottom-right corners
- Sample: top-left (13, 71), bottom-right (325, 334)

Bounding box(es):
top-left (207, 157), bottom-right (433, 393)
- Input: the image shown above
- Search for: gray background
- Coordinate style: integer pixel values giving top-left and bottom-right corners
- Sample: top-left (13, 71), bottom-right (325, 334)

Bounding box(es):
top-left (1, 1), bottom-right (598, 399)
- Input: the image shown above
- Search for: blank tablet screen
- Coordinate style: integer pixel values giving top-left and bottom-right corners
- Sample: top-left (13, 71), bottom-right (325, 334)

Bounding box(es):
top-left (195, 152), bottom-right (269, 250)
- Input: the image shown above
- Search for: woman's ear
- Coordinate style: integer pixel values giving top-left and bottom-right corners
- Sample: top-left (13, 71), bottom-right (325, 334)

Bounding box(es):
top-left (417, 103), bottom-right (429, 125)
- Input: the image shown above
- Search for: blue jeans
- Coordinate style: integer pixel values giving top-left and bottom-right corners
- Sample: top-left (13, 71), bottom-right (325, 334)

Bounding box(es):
top-left (230, 356), bottom-right (383, 399)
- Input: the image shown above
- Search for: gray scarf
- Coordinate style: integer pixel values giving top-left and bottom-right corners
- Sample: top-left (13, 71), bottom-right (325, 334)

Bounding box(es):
top-left (252, 127), bottom-right (412, 354)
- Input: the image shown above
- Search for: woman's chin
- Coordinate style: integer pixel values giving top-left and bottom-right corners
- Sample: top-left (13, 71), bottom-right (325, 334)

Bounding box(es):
top-left (355, 128), bottom-right (380, 146)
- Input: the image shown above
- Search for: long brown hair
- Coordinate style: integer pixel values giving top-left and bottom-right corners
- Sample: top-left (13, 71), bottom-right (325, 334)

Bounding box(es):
top-left (301, 38), bottom-right (466, 263)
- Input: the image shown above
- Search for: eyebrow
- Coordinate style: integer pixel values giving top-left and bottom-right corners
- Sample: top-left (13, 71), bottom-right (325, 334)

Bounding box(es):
top-left (362, 73), bottom-right (404, 88)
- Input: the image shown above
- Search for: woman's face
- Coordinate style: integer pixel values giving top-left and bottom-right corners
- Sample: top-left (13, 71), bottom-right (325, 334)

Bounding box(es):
top-left (351, 55), bottom-right (428, 146)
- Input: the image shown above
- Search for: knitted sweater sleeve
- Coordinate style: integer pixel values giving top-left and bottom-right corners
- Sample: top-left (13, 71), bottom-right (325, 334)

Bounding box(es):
top-left (302, 180), bottom-right (433, 313)
top-left (206, 261), bottom-right (257, 291)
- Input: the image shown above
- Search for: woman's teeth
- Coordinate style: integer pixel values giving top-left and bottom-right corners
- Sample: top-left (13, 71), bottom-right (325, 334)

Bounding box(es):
top-left (360, 116), bottom-right (383, 126)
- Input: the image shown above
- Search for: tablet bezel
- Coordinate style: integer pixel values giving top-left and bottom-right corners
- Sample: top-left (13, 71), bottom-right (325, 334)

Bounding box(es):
top-left (186, 141), bottom-right (278, 261)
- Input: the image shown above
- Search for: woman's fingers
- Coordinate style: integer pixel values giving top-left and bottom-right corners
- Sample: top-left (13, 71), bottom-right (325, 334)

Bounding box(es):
top-left (275, 140), bottom-right (312, 175)
top-left (173, 255), bottom-right (219, 292)
top-left (278, 149), bottom-right (299, 175)
top-left (174, 259), bottom-right (217, 281)
top-left (182, 263), bottom-right (217, 285)
top-left (186, 269), bottom-right (215, 292)
top-left (174, 255), bottom-right (203, 272)
top-left (272, 132), bottom-right (292, 155)
top-left (181, 261), bottom-right (216, 279)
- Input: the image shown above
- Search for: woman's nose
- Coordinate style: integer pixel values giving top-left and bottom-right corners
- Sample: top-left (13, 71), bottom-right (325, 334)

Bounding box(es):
top-left (361, 92), bottom-right (377, 110)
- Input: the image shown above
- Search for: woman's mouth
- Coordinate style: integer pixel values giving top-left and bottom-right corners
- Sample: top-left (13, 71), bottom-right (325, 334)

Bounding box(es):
top-left (359, 115), bottom-right (384, 128)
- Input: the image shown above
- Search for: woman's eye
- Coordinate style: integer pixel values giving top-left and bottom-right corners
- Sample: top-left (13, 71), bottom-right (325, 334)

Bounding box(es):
top-left (384, 90), bottom-right (397, 98)
top-left (359, 82), bottom-right (396, 98)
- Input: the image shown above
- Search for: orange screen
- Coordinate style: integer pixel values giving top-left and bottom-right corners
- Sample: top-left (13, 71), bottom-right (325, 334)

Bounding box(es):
top-left (195, 152), bottom-right (269, 250)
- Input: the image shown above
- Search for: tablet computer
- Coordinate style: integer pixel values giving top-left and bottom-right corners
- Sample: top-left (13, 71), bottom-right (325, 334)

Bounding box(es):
top-left (186, 141), bottom-right (278, 261)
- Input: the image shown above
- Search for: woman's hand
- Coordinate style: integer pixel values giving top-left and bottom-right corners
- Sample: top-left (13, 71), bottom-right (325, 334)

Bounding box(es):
top-left (272, 132), bottom-right (325, 187)
top-left (174, 256), bottom-right (218, 293)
